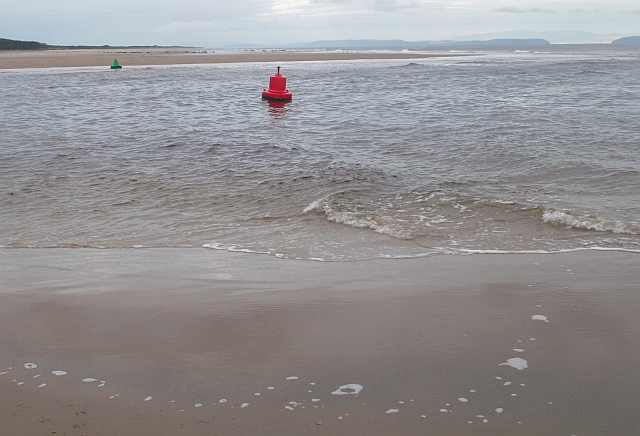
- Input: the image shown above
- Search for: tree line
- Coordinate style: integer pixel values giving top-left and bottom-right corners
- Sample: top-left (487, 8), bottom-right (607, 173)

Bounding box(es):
top-left (0, 38), bottom-right (48, 50)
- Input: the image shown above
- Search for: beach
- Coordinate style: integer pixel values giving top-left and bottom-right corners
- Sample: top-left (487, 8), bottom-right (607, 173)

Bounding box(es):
top-left (0, 48), bottom-right (446, 69)
top-left (1, 46), bottom-right (639, 435)
top-left (1, 248), bottom-right (639, 435)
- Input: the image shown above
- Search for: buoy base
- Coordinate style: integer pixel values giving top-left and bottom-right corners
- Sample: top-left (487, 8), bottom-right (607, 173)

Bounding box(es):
top-left (262, 90), bottom-right (292, 101)
top-left (110, 66), bottom-right (122, 69)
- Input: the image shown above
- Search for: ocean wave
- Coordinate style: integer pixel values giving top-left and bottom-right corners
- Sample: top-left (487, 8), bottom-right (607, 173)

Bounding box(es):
top-left (303, 196), bottom-right (416, 239)
top-left (542, 209), bottom-right (639, 235)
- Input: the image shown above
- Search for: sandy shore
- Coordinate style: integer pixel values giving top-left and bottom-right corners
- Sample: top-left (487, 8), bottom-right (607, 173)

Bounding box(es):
top-left (1, 249), bottom-right (639, 435)
top-left (0, 49), bottom-right (454, 69)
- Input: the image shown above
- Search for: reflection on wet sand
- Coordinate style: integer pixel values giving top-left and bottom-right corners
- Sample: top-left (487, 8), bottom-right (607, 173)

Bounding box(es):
top-left (0, 248), bottom-right (639, 435)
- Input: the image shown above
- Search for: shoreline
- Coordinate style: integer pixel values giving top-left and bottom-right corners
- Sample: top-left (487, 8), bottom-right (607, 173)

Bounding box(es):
top-left (1, 248), bottom-right (639, 435)
top-left (0, 49), bottom-right (458, 70)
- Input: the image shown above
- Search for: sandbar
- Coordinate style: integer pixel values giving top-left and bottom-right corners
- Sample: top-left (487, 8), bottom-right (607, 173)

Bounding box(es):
top-left (0, 49), bottom-right (456, 70)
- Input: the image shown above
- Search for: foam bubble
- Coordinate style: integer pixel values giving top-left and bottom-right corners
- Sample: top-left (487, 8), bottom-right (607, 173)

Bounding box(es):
top-left (52, 371), bottom-right (67, 376)
top-left (38, 383), bottom-right (46, 388)
top-left (458, 398), bottom-right (468, 403)
top-left (500, 358), bottom-right (528, 370)
top-left (532, 315), bottom-right (549, 322)
top-left (513, 348), bottom-right (525, 352)
top-left (285, 406), bottom-right (294, 411)
top-left (386, 409), bottom-right (399, 414)
top-left (495, 408), bottom-right (504, 413)
top-left (144, 396), bottom-right (152, 401)
top-left (286, 376), bottom-right (299, 380)
top-left (33, 374), bottom-right (41, 378)
top-left (312, 399), bottom-right (321, 402)
top-left (483, 419), bottom-right (489, 423)
top-left (23, 363), bottom-right (37, 369)
top-left (195, 404), bottom-right (202, 408)
top-left (82, 378), bottom-right (99, 382)
top-left (503, 382), bottom-right (512, 386)
top-left (331, 384), bottom-right (363, 395)
top-left (241, 403), bottom-right (249, 408)
top-left (439, 409), bottom-right (448, 413)
top-left (219, 399), bottom-right (227, 403)
top-left (267, 386), bottom-right (275, 390)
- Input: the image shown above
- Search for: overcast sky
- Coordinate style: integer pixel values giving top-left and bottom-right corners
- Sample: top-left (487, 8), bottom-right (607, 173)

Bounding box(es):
top-left (2, 0), bottom-right (639, 46)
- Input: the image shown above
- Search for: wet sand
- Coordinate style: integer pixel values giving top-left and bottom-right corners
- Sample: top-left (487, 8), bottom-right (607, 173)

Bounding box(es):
top-left (0, 49), bottom-right (451, 69)
top-left (1, 249), bottom-right (639, 435)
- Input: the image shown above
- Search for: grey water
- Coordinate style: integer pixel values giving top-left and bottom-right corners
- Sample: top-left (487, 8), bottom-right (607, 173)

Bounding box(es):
top-left (1, 48), bottom-right (640, 260)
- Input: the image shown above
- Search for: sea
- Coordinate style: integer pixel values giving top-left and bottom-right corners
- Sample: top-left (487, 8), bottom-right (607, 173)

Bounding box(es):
top-left (1, 46), bottom-right (639, 261)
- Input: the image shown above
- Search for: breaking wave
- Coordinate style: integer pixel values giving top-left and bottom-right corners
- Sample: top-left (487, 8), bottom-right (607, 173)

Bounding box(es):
top-left (542, 209), bottom-right (639, 235)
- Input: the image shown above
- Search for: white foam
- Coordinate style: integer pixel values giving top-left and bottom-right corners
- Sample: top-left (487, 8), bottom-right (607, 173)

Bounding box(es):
top-left (38, 383), bottom-right (46, 388)
top-left (254, 392), bottom-right (260, 396)
top-left (17, 382), bottom-right (24, 385)
top-left (195, 403), bottom-right (202, 408)
top-left (503, 382), bottom-right (512, 386)
top-left (82, 378), bottom-right (99, 382)
top-left (0, 372), bottom-right (6, 375)
top-left (386, 409), bottom-right (399, 414)
top-left (483, 418), bottom-right (489, 423)
top-left (241, 403), bottom-right (249, 408)
top-left (458, 398), bottom-right (468, 403)
top-left (52, 371), bottom-right (67, 376)
top-left (440, 409), bottom-right (448, 413)
top-left (495, 408), bottom-right (504, 413)
top-left (33, 374), bottom-right (41, 378)
top-left (331, 384), bottom-right (363, 395)
top-left (469, 390), bottom-right (476, 392)
top-left (144, 396), bottom-right (152, 401)
top-left (500, 358), bottom-right (528, 370)
top-left (286, 376), bottom-right (299, 380)
top-left (23, 363), bottom-right (37, 369)
top-left (285, 405), bottom-right (294, 411)
top-left (267, 386), bottom-right (275, 390)
top-left (312, 398), bottom-right (321, 402)
top-left (542, 209), bottom-right (638, 235)
top-left (219, 399), bottom-right (227, 403)
top-left (532, 315), bottom-right (549, 322)
top-left (513, 348), bottom-right (525, 352)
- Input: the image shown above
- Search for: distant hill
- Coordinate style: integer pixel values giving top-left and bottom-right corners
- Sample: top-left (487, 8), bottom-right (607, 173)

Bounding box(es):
top-left (611, 36), bottom-right (640, 45)
top-left (450, 30), bottom-right (621, 44)
top-left (0, 38), bottom-right (48, 50)
top-left (281, 38), bottom-right (549, 50)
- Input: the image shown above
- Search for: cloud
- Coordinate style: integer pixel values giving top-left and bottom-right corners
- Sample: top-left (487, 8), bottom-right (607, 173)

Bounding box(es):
top-left (495, 6), bottom-right (555, 13)
top-left (155, 20), bottom-right (231, 33)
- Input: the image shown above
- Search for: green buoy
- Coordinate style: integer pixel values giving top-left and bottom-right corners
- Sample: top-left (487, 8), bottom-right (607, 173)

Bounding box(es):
top-left (110, 58), bottom-right (122, 69)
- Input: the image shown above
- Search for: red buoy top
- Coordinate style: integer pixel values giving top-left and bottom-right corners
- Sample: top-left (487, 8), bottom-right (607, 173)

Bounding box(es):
top-left (262, 66), bottom-right (292, 101)
top-left (269, 66), bottom-right (287, 91)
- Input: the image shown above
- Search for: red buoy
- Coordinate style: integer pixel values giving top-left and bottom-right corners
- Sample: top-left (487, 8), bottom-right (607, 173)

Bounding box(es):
top-left (262, 66), bottom-right (292, 101)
